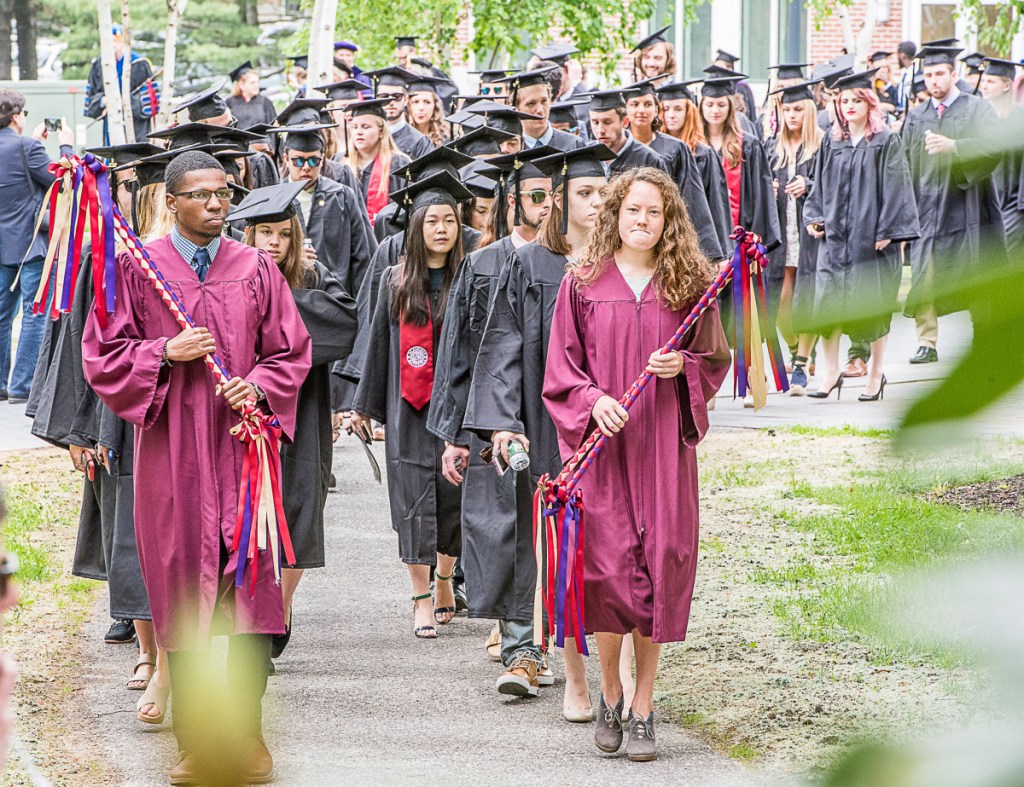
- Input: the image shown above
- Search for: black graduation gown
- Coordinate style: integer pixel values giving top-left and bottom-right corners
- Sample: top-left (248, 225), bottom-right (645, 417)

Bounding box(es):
top-left (463, 241), bottom-right (569, 622)
top-left (737, 81), bottom-right (759, 124)
top-left (648, 133), bottom-right (726, 260)
top-left (351, 265), bottom-right (461, 563)
top-left (390, 121), bottom-right (435, 160)
top-left (248, 151), bottom-right (280, 190)
top-left (693, 141), bottom-right (734, 257)
top-left (768, 143), bottom-right (822, 330)
top-left (225, 93), bottom-right (277, 130)
top-left (901, 92), bottom-right (1001, 315)
top-left (567, 82), bottom-right (593, 139)
top-left (87, 55), bottom-right (154, 142)
top-left (803, 128), bottom-right (921, 342)
top-left (281, 263), bottom-right (358, 567)
top-left (427, 236), bottom-right (522, 620)
top-left (355, 152), bottom-right (411, 209)
top-left (529, 126), bottom-right (585, 153)
top-left (992, 105), bottom-right (1024, 254)
top-left (323, 158), bottom-right (367, 209)
top-left (28, 252), bottom-right (149, 619)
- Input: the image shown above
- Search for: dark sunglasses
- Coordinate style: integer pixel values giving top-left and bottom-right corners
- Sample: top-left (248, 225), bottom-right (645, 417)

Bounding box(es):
top-left (481, 86), bottom-right (504, 96)
top-left (290, 156), bottom-right (323, 168)
top-left (0, 553), bottom-right (18, 596)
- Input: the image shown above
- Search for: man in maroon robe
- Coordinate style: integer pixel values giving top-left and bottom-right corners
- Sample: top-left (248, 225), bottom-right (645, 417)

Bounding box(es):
top-left (83, 150), bottom-right (311, 784)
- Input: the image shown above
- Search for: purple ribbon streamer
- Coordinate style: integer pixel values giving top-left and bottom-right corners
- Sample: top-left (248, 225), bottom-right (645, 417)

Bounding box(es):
top-left (60, 166), bottom-right (84, 312)
top-left (235, 482), bottom-right (253, 588)
top-left (731, 238), bottom-right (748, 397)
top-left (94, 162), bottom-right (117, 315)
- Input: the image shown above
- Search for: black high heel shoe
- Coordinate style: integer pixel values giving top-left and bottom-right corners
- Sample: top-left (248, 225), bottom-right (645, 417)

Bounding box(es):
top-left (858, 375), bottom-right (887, 402)
top-left (807, 375), bottom-right (844, 400)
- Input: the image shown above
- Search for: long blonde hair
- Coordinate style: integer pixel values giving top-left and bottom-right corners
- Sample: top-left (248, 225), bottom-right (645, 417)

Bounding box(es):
top-left (572, 168), bottom-right (713, 312)
top-left (700, 96), bottom-right (743, 166)
top-left (773, 98), bottom-right (823, 168)
top-left (243, 215), bottom-right (314, 289)
top-left (142, 184), bottom-right (175, 243)
top-left (344, 116), bottom-right (400, 199)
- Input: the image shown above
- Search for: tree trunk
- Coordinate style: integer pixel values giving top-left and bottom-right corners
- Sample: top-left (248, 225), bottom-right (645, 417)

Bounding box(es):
top-left (156, 0), bottom-right (187, 129)
top-left (97, 0), bottom-right (127, 145)
top-left (836, 5), bottom-right (856, 55)
top-left (305, 0), bottom-right (338, 98)
top-left (13, 0), bottom-right (38, 80)
top-left (855, 0), bottom-right (879, 66)
top-left (237, 0), bottom-right (258, 26)
top-left (120, 0), bottom-right (136, 142)
top-left (0, 0), bottom-right (13, 81)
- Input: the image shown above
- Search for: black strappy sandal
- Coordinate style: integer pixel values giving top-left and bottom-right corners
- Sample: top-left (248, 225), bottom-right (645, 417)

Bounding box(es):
top-left (433, 572), bottom-right (457, 625)
top-left (412, 593), bottom-right (437, 639)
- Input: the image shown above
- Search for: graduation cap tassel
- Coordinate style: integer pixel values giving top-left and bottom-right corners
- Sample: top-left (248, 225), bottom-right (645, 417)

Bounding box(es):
top-left (129, 179), bottom-right (140, 236)
top-left (533, 228), bottom-right (787, 655)
top-left (513, 168), bottom-right (523, 227)
top-left (559, 159), bottom-right (569, 237)
top-left (495, 175), bottom-right (509, 239)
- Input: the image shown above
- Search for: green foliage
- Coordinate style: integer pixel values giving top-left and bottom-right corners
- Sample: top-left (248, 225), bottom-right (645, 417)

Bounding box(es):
top-left (959, 0), bottom-right (1024, 56)
top-left (40, 0), bottom-right (268, 86)
top-left (312, 0), bottom-right (657, 78)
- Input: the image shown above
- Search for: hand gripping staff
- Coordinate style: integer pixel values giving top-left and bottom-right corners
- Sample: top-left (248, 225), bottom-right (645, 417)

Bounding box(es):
top-left (32, 154), bottom-right (295, 596)
top-left (533, 228), bottom-right (788, 654)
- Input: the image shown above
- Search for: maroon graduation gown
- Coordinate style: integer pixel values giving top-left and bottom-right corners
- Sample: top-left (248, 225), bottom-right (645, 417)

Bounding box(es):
top-left (542, 264), bottom-right (730, 643)
top-left (82, 236), bottom-right (312, 651)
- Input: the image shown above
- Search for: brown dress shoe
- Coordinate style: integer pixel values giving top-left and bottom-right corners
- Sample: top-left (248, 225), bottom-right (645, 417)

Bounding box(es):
top-left (842, 358), bottom-right (867, 378)
top-left (169, 751), bottom-right (200, 786)
top-left (496, 655), bottom-right (539, 697)
top-left (245, 738), bottom-right (275, 784)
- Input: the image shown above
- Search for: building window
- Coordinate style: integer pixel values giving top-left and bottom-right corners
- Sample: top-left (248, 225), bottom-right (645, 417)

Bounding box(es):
top-left (683, 1), bottom-right (713, 79)
top-left (921, 4), bottom-right (956, 44)
top-left (742, 0), bottom-right (771, 81)
top-left (777, 0), bottom-right (807, 64)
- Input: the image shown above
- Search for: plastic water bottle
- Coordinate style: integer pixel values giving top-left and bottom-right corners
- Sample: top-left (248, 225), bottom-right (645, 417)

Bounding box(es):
top-left (507, 440), bottom-right (531, 472)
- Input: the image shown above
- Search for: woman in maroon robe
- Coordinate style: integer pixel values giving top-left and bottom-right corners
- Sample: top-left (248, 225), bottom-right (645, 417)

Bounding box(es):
top-left (543, 167), bottom-right (730, 762)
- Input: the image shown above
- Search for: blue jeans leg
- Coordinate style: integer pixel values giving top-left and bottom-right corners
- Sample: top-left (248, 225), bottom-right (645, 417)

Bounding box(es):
top-left (9, 259), bottom-right (47, 398)
top-left (0, 265), bottom-right (22, 394)
top-left (499, 619), bottom-right (540, 667)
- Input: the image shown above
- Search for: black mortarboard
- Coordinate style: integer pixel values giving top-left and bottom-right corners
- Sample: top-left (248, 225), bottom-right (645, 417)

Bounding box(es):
top-left (210, 147), bottom-right (257, 178)
top-left (655, 79), bottom-right (701, 104)
top-left (549, 98), bottom-right (589, 126)
top-left (459, 160), bottom-right (498, 198)
top-left (768, 62), bottom-right (810, 81)
top-left (869, 51), bottom-right (892, 64)
top-left (912, 69), bottom-right (926, 94)
top-left (288, 54), bottom-right (308, 70)
top-left (147, 123), bottom-right (261, 150)
top-left (315, 79), bottom-right (371, 102)
top-left (980, 57), bottom-right (1024, 80)
top-left (391, 170), bottom-right (474, 219)
top-left (465, 100), bottom-right (541, 121)
top-left (533, 143), bottom-right (613, 233)
top-left (394, 36), bottom-right (419, 49)
top-left (228, 180), bottom-right (307, 225)
top-left (173, 85), bottom-right (230, 122)
top-left (453, 94), bottom-right (490, 108)
top-left (275, 97), bottom-right (330, 126)
top-left (922, 37), bottom-right (960, 48)
top-left (714, 49), bottom-right (740, 65)
top-left (832, 68), bottom-right (880, 93)
top-left (700, 74), bottom-right (746, 99)
top-left (917, 44), bottom-right (963, 67)
top-left (476, 145), bottom-right (557, 231)
top-left (631, 25), bottom-right (672, 54)
top-left (471, 69), bottom-right (514, 83)
top-left (768, 79), bottom-right (819, 104)
top-left (445, 125), bottom-right (515, 157)
top-left (495, 65), bottom-right (558, 92)
top-left (816, 54), bottom-right (856, 90)
top-left (87, 142), bottom-right (165, 166)
top-left (530, 43), bottom-right (579, 66)
top-left (586, 87), bottom-right (641, 112)
top-left (347, 97), bottom-right (397, 120)
top-left (702, 64), bottom-right (744, 79)
top-left (444, 109), bottom-right (483, 129)
top-left (113, 147), bottom-right (181, 184)
top-left (625, 75), bottom-right (670, 97)
top-left (229, 61), bottom-right (254, 83)
top-left (406, 73), bottom-right (447, 95)
top-left (394, 145), bottom-right (474, 181)
top-left (364, 66), bottom-right (416, 91)
top-left (265, 124), bottom-right (337, 153)
top-left (961, 51), bottom-right (986, 74)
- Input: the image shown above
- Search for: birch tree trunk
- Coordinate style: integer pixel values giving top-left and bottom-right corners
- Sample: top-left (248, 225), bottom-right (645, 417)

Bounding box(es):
top-left (97, 0), bottom-right (127, 145)
top-left (156, 0), bottom-right (188, 128)
top-left (120, 0), bottom-right (136, 142)
top-left (305, 0), bottom-right (338, 98)
top-left (855, 0), bottom-right (879, 67)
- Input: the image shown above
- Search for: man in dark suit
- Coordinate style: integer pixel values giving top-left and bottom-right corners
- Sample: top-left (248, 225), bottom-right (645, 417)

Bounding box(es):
top-left (0, 89), bottom-right (74, 403)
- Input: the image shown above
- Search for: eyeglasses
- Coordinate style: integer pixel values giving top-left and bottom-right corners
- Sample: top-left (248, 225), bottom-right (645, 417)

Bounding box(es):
top-left (172, 188), bottom-right (233, 203)
top-left (290, 156), bottom-right (323, 168)
top-left (480, 86), bottom-right (504, 96)
top-left (524, 189), bottom-right (550, 205)
top-left (0, 553), bottom-right (18, 596)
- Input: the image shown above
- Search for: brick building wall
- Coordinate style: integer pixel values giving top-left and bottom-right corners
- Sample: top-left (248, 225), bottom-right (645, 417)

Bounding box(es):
top-left (808, 0), bottom-right (906, 67)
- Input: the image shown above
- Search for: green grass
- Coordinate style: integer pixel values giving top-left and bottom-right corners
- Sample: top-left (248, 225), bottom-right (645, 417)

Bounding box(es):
top-left (3, 482), bottom-right (57, 583)
top-left (779, 424), bottom-right (895, 439)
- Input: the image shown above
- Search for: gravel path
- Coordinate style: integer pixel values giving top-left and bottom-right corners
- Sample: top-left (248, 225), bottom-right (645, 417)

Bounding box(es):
top-left (78, 439), bottom-right (756, 786)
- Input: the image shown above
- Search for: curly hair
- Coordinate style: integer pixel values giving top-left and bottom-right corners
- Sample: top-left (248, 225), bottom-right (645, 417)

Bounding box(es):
top-left (571, 167), bottom-right (714, 312)
top-left (831, 88), bottom-right (886, 141)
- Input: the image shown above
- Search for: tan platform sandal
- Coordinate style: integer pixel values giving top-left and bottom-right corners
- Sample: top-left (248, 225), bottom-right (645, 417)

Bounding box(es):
top-left (136, 673), bottom-right (170, 724)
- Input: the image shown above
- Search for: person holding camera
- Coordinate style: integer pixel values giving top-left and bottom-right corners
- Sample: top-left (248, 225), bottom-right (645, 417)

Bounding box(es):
top-left (0, 89), bottom-right (74, 404)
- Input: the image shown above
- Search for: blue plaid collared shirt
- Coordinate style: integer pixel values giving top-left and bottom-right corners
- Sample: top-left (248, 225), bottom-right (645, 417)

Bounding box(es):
top-left (170, 226), bottom-right (221, 275)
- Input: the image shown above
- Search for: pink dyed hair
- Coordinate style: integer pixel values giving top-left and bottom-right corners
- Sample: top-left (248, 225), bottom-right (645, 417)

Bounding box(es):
top-left (832, 87), bottom-right (886, 141)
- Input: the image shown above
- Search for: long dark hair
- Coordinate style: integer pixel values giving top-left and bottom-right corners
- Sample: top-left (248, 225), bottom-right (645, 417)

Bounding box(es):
top-left (392, 205), bottom-right (464, 326)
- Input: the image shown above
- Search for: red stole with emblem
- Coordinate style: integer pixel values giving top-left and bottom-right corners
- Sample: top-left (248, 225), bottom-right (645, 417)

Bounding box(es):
top-left (366, 156), bottom-right (389, 224)
top-left (399, 298), bottom-right (434, 411)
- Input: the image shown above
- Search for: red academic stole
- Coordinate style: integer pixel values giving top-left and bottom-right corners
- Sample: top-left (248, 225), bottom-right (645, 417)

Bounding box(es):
top-left (399, 304), bottom-right (434, 411)
top-left (366, 156), bottom-right (389, 224)
top-left (723, 155), bottom-right (743, 229)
